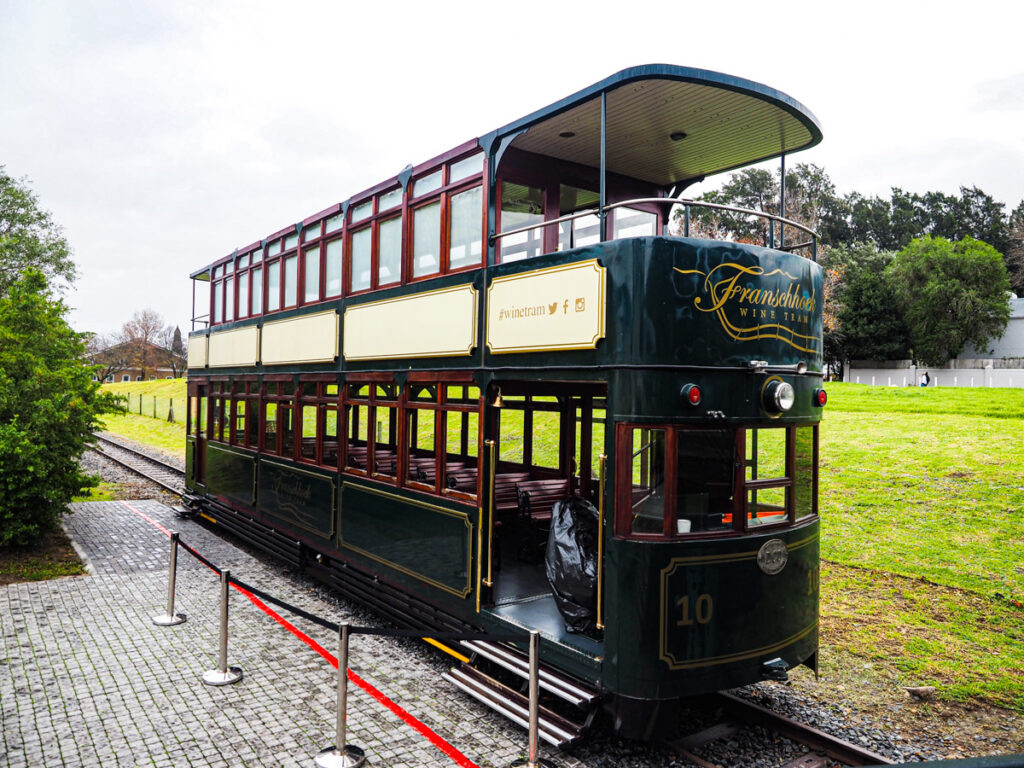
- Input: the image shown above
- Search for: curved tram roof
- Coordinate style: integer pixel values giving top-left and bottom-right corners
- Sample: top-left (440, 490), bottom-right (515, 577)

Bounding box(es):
top-left (195, 64), bottom-right (821, 278)
top-left (486, 63), bottom-right (822, 188)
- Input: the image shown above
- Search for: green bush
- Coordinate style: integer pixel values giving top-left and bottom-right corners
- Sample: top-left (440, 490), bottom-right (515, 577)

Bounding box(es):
top-left (0, 270), bottom-right (120, 546)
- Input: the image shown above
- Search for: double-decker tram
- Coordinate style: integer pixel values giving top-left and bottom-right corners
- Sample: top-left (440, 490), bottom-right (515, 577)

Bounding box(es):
top-left (184, 64), bottom-right (826, 744)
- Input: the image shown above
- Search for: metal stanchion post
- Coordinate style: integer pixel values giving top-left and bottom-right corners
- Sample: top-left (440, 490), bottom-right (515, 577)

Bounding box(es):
top-left (511, 630), bottom-right (552, 768)
top-left (152, 532), bottom-right (186, 626)
top-left (315, 623), bottom-right (366, 767)
top-left (202, 569), bottom-right (243, 686)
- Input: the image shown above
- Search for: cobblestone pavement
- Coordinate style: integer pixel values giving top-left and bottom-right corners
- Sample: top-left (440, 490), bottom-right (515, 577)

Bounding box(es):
top-left (1, 499), bottom-right (579, 768)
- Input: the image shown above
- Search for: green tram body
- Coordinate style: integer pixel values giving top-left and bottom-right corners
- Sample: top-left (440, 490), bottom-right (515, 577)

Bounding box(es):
top-left (185, 65), bottom-right (825, 739)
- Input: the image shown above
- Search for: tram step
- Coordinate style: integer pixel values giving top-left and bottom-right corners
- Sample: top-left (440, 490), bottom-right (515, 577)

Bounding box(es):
top-left (442, 664), bottom-right (584, 748)
top-left (462, 639), bottom-right (599, 708)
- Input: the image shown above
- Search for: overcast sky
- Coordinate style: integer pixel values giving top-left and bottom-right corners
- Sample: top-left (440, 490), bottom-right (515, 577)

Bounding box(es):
top-left (2, 0), bottom-right (1023, 336)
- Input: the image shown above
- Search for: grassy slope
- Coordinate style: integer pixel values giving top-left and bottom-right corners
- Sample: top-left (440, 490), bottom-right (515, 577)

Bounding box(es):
top-left (100, 379), bottom-right (1024, 709)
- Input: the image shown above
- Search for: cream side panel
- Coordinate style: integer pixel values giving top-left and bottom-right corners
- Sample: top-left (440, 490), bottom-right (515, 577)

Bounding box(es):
top-left (208, 326), bottom-right (260, 368)
top-left (187, 335), bottom-right (208, 369)
top-left (262, 310), bottom-right (339, 365)
top-left (486, 259), bottom-right (606, 353)
top-left (344, 285), bottom-right (478, 361)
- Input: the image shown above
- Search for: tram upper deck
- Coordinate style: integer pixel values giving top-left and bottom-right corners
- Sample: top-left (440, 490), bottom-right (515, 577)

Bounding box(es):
top-left (188, 64), bottom-right (823, 379)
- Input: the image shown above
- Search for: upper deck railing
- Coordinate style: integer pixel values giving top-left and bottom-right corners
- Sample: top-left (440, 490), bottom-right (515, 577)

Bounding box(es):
top-left (490, 197), bottom-right (819, 260)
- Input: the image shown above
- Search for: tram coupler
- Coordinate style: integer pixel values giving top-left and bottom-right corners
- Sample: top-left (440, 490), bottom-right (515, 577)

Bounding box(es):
top-left (760, 657), bottom-right (790, 682)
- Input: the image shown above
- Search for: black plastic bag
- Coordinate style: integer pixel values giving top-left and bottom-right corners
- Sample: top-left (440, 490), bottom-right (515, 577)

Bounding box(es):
top-left (544, 496), bottom-right (599, 633)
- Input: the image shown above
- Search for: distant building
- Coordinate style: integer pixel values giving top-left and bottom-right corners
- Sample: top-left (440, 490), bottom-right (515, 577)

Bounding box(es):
top-left (88, 340), bottom-right (181, 382)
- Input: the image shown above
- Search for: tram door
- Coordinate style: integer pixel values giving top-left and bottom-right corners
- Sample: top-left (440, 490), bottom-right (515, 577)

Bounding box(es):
top-left (484, 384), bottom-right (606, 617)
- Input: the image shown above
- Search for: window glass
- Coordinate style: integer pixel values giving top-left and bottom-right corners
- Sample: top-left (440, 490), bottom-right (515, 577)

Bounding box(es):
top-left (223, 260), bottom-right (234, 275)
top-left (378, 188), bottom-right (402, 211)
top-left (449, 186), bottom-right (482, 270)
top-left (351, 200), bottom-right (372, 223)
top-left (346, 403), bottom-right (367, 471)
top-left (252, 248), bottom-right (263, 263)
top-left (374, 404), bottom-right (397, 478)
top-left (304, 247), bottom-right (320, 302)
top-left (251, 266), bottom-right (263, 314)
top-left (351, 228), bottom-right (372, 292)
top-left (631, 428), bottom-right (666, 535)
top-left (233, 400), bottom-right (246, 443)
top-left (270, 239), bottom-right (282, 255)
top-left (304, 224), bottom-right (321, 242)
top-left (676, 430), bottom-right (734, 534)
top-left (378, 217), bottom-right (401, 286)
top-left (413, 170), bottom-right (442, 197)
top-left (237, 271), bottom-right (249, 317)
top-left (264, 402), bottom-right (278, 452)
top-left (325, 239), bottom-right (342, 296)
top-left (299, 403), bottom-right (317, 461)
top-left (214, 265), bottom-right (223, 279)
top-left (614, 207), bottom-right (658, 239)
top-left (267, 261), bottom-right (281, 312)
top-left (794, 426), bottom-right (816, 520)
top-left (213, 281), bottom-right (223, 323)
top-left (747, 428), bottom-right (787, 482)
top-left (238, 254), bottom-right (250, 269)
top-left (407, 408), bottom-right (437, 486)
top-left (325, 213), bottom-right (344, 233)
top-left (284, 232), bottom-right (299, 250)
top-left (500, 182), bottom-right (544, 262)
top-left (224, 277), bottom-right (235, 322)
top-left (284, 254), bottom-right (298, 307)
top-left (413, 202), bottom-right (441, 277)
top-left (449, 153), bottom-right (483, 183)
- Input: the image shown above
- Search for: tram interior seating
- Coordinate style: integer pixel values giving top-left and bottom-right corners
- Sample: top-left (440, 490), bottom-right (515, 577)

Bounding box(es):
top-left (516, 477), bottom-right (572, 561)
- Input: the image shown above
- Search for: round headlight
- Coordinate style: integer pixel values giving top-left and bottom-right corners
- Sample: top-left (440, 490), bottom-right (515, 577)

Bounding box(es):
top-left (764, 380), bottom-right (795, 413)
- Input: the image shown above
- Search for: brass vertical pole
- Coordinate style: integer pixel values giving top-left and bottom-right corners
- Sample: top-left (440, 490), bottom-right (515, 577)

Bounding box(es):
top-left (485, 439), bottom-right (496, 587)
top-left (597, 454), bottom-right (607, 630)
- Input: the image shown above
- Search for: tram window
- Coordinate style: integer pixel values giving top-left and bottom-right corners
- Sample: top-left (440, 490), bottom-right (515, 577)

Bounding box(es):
top-left (499, 182), bottom-right (544, 263)
top-left (299, 401), bottom-right (317, 462)
top-left (449, 186), bottom-right (482, 270)
top-left (676, 430), bottom-right (734, 533)
top-left (233, 399), bottom-right (246, 444)
top-left (351, 228), bottom-right (372, 292)
top-left (557, 186), bottom-right (600, 252)
top-left (378, 187), bottom-right (402, 212)
top-left (631, 428), bottom-right (667, 534)
top-left (351, 200), bottom-right (372, 223)
top-left (373, 400), bottom-right (397, 478)
top-left (284, 232), bottom-right (299, 250)
top-left (497, 396), bottom-right (525, 466)
top-left (224, 277), bottom-right (235, 322)
top-left (449, 153), bottom-right (483, 183)
top-left (284, 254), bottom-right (298, 307)
top-left (378, 217), bottom-right (401, 286)
top-left (613, 207), bottom-right (658, 239)
top-left (413, 169), bottom-right (443, 197)
top-left (531, 408), bottom-right (560, 469)
top-left (280, 401), bottom-right (294, 457)
top-left (747, 486), bottom-right (788, 526)
top-left (747, 428), bottom-right (787, 483)
top-left (325, 239), bottom-right (342, 297)
top-left (213, 281), bottom-right (224, 324)
top-left (325, 213), bottom-right (344, 233)
top-left (412, 202), bottom-right (441, 278)
top-left (793, 426), bottom-right (817, 521)
top-left (266, 261), bottom-right (281, 312)
top-left (304, 246), bottom-right (320, 303)
top-left (237, 271), bottom-right (249, 318)
top-left (264, 402), bottom-right (278, 453)
top-left (251, 266), bottom-right (263, 314)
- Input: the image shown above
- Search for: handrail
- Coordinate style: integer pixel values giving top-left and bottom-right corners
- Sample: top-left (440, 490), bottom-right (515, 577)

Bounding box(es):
top-left (489, 196), bottom-right (819, 255)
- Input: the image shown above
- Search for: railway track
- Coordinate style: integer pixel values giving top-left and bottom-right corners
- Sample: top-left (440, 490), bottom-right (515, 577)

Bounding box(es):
top-left (662, 692), bottom-right (894, 768)
top-left (91, 434), bottom-right (186, 496)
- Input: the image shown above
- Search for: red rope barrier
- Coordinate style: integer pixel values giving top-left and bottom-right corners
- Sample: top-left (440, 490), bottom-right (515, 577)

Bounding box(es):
top-left (119, 500), bottom-right (481, 768)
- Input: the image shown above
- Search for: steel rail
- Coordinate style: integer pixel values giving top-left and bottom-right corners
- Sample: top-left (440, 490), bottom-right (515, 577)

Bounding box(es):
top-left (704, 691), bottom-right (896, 766)
top-left (91, 434), bottom-right (185, 496)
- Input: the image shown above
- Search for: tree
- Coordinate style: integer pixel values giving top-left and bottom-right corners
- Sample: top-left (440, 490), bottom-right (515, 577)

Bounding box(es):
top-left (0, 167), bottom-right (76, 296)
top-left (161, 325), bottom-right (188, 377)
top-left (119, 309), bottom-right (169, 380)
top-left (887, 236), bottom-right (1011, 365)
top-left (820, 243), bottom-right (910, 371)
top-left (1005, 201), bottom-right (1024, 295)
top-left (0, 270), bottom-right (119, 546)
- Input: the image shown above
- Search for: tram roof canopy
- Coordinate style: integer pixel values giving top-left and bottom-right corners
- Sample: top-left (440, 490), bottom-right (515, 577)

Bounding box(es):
top-left (484, 63), bottom-right (822, 188)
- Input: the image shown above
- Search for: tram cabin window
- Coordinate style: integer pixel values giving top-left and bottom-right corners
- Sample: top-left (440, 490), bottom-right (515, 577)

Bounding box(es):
top-left (616, 425), bottom-right (817, 538)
